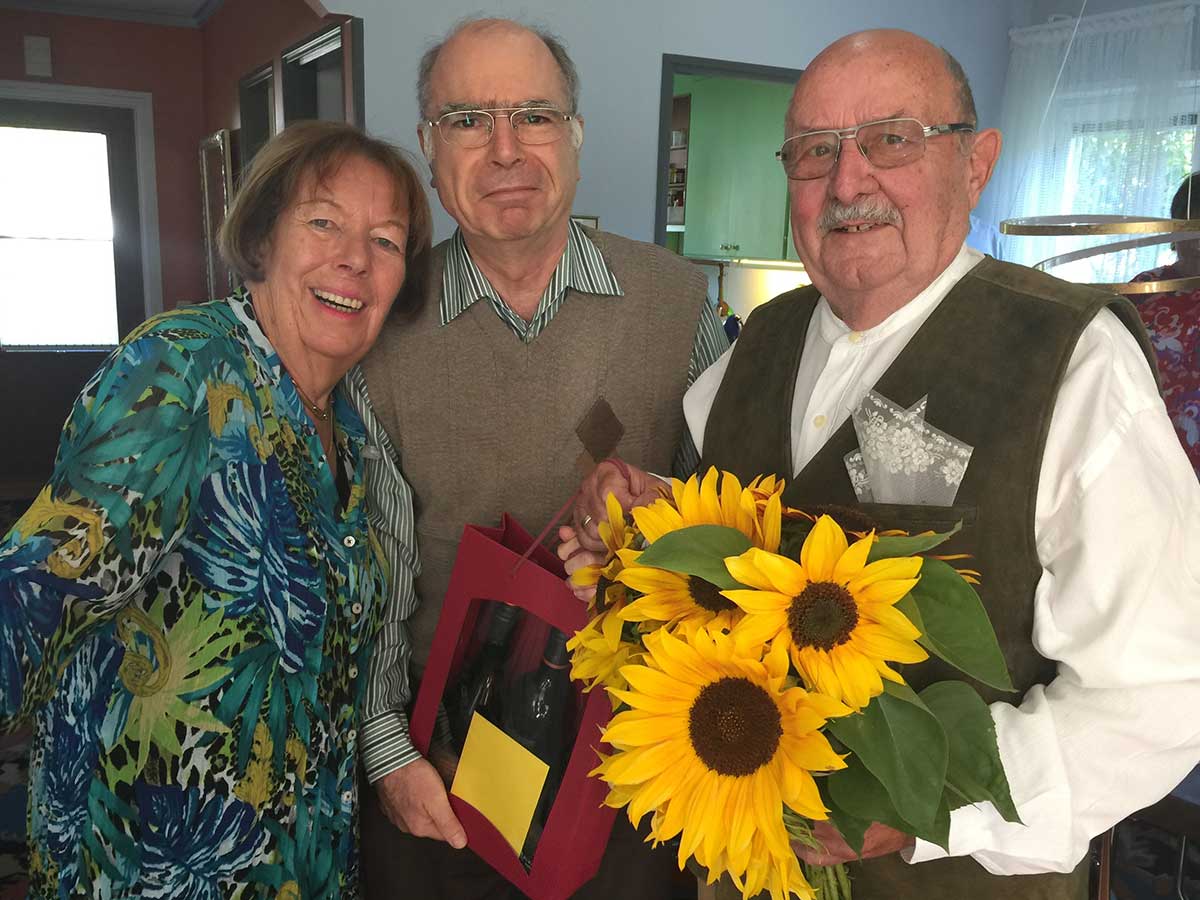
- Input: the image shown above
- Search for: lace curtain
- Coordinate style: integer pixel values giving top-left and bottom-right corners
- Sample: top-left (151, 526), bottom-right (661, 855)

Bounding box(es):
top-left (981, 1), bottom-right (1200, 282)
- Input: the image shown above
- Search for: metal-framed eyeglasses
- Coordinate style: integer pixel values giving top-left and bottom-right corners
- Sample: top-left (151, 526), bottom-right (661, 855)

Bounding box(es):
top-left (426, 106), bottom-right (575, 149)
top-left (776, 117), bottom-right (975, 181)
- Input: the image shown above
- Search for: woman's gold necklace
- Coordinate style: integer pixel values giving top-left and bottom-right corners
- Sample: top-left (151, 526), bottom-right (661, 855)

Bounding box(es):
top-left (291, 380), bottom-right (331, 423)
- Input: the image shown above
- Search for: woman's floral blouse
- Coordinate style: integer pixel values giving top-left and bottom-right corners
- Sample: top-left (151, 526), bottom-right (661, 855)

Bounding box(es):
top-left (1132, 262), bottom-right (1200, 475)
top-left (0, 292), bottom-right (385, 898)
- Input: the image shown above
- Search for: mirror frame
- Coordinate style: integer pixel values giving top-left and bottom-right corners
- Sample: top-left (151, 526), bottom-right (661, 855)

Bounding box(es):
top-left (199, 128), bottom-right (236, 300)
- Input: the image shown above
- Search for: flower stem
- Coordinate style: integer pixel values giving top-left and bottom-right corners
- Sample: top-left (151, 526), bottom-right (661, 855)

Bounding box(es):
top-left (799, 861), bottom-right (852, 900)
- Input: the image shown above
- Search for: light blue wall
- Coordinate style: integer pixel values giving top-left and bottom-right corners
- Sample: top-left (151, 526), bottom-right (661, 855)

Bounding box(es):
top-left (337, 0), bottom-right (1032, 243)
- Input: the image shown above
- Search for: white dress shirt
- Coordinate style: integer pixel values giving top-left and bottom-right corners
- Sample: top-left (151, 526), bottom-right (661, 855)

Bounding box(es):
top-left (684, 245), bottom-right (1200, 875)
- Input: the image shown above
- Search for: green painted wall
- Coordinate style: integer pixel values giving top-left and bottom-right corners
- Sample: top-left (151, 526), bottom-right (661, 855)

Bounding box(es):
top-left (678, 74), bottom-right (792, 260)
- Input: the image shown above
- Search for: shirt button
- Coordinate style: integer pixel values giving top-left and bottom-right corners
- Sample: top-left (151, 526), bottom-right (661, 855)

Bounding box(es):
top-left (342, 535), bottom-right (357, 548)
top-left (349, 665), bottom-right (359, 679)
top-left (342, 790), bottom-right (353, 805)
top-left (348, 729), bottom-right (358, 743)
top-left (848, 332), bottom-right (863, 344)
top-left (351, 602), bottom-right (363, 616)
top-left (813, 414), bottom-right (828, 429)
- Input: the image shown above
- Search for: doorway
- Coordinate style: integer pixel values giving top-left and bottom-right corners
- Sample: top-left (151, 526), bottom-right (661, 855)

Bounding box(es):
top-left (653, 55), bottom-right (803, 259)
top-left (0, 97), bottom-right (145, 492)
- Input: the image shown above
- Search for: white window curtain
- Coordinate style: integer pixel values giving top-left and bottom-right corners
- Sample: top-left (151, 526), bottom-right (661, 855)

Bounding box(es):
top-left (983, 1), bottom-right (1200, 282)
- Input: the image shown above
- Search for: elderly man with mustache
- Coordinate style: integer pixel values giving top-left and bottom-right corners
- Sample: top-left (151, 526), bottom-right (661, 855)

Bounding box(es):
top-left (567, 28), bottom-right (1200, 900)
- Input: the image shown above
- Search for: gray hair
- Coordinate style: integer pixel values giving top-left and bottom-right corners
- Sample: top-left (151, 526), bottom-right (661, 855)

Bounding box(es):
top-left (416, 17), bottom-right (581, 120)
top-left (940, 46), bottom-right (977, 127)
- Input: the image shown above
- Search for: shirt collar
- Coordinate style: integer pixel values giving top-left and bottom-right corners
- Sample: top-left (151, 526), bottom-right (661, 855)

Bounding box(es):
top-left (227, 287), bottom-right (282, 375)
top-left (814, 244), bottom-right (984, 346)
top-left (439, 218), bottom-right (623, 327)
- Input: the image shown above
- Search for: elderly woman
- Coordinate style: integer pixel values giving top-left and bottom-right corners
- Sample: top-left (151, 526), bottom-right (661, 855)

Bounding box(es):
top-left (0, 120), bottom-right (430, 897)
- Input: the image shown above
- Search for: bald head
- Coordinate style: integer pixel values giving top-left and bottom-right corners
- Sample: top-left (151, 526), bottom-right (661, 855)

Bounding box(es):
top-left (417, 17), bottom-right (580, 119)
top-left (791, 29), bottom-right (975, 132)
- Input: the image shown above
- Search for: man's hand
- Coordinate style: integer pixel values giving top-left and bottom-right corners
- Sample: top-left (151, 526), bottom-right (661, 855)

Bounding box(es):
top-left (556, 525), bottom-right (607, 603)
top-left (794, 822), bottom-right (914, 865)
top-left (573, 458), bottom-right (667, 551)
top-left (374, 758), bottom-right (467, 848)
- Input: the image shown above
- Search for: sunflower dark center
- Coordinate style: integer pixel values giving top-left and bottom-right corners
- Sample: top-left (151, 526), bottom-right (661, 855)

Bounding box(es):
top-left (688, 676), bottom-right (782, 776)
top-left (687, 576), bottom-right (736, 613)
top-left (788, 582), bottom-right (858, 651)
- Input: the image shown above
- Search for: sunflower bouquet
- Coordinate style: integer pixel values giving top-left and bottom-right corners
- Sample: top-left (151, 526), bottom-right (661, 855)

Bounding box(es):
top-left (567, 468), bottom-right (1019, 900)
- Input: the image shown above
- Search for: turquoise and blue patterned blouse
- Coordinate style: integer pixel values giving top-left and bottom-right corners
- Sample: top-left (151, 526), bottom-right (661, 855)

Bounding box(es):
top-left (0, 292), bottom-right (385, 898)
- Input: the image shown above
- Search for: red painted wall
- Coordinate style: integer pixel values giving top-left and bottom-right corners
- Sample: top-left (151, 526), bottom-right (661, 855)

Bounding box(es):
top-left (0, 9), bottom-right (207, 305)
top-left (201, 0), bottom-right (328, 135)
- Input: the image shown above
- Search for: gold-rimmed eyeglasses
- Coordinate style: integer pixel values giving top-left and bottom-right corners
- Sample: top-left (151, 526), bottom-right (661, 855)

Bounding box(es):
top-left (426, 106), bottom-right (575, 149)
top-left (776, 117), bottom-right (975, 180)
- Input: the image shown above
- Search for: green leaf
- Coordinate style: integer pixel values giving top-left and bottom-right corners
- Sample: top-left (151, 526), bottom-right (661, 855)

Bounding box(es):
top-left (866, 521), bottom-right (962, 561)
top-left (827, 682), bottom-right (948, 832)
top-left (826, 758), bottom-right (909, 849)
top-left (920, 682), bottom-right (1021, 824)
top-left (820, 791), bottom-right (872, 855)
top-left (633, 524), bottom-right (752, 590)
top-left (926, 792), bottom-right (952, 851)
top-left (908, 558), bottom-right (1015, 692)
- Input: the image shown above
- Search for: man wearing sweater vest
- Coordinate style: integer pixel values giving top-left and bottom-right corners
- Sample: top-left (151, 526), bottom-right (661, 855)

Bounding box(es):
top-left (567, 29), bottom-right (1200, 900)
top-left (344, 16), bottom-right (727, 900)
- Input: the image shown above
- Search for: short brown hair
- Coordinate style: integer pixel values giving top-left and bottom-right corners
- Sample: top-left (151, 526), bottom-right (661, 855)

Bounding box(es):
top-left (220, 120), bottom-right (433, 314)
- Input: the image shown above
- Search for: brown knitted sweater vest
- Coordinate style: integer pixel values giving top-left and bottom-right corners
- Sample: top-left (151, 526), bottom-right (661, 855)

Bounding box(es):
top-left (701, 257), bottom-right (1155, 900)
top-left (362, 229), bottom-right (706, 670)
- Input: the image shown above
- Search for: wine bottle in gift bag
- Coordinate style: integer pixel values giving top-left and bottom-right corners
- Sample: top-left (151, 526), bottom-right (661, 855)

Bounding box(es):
top-left (506, 627), bottom-right (575, 869)
top-left (450, 602), bottom-right (521, 750)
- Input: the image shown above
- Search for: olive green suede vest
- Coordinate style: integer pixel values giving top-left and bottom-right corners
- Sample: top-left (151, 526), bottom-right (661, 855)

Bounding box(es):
top-left (701, 257), bottom-right (1155, 900)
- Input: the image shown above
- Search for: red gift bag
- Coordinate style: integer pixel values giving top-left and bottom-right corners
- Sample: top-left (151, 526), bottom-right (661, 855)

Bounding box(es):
top-left (410, 514), bottom-right (618, 900)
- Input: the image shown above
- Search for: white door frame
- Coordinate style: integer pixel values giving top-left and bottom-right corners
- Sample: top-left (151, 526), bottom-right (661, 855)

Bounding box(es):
top-left (0, 79), bottom-right (163, 317)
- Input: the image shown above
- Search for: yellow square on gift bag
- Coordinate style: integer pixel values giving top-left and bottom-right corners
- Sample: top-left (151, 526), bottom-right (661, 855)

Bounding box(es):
top-left (451, 712), bottom-right (549, 855)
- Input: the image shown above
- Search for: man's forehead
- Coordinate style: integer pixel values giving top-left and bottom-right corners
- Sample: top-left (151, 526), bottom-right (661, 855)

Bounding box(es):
top-left (428, 27), bottom-right (568, 110)
top-left (436, 98), bottom-right (559, 115)
top-left (788, 57), bottom-right (953, 132)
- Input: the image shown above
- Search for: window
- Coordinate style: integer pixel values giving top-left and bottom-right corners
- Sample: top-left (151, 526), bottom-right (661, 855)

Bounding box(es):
top-left (1038, 107), bottom-right (1199, 284)
top-left (989, 4), bottom-right (1200, 284)
top-left (0, 126), bottom-right (119, 346)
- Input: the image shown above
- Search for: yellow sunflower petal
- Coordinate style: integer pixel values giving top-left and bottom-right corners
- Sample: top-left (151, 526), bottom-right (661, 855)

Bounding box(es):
top-left (728, 548), bottom-right (807, 595)
top-left (831, 533), bottom-right (874, 582)
top-left (632, 500), bottom-right (683, 544)
top-left (863, 602), bottom-right (923, 640)
top-left (847, 555), bottom-right (922, 591)
top-left (760, 492), bottom-right (782, 554)
top-left (699, 467), bottom-right (724, 523)
top-left (799, 515), bottom-right (849, 581)
top-left (622, 664), bottom-right (698, 701)
top-left (851, 624), bottom-right (929, 663)
top-left (722, 589), bottom-right (790, 616)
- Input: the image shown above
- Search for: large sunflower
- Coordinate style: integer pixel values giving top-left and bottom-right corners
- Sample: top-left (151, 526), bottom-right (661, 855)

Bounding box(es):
top-left (615, 469), bottom-right (782, 631)
top-left (724, 515), bottom-right (926, 710)
top-left (595, 628), bottom-right (848, 900)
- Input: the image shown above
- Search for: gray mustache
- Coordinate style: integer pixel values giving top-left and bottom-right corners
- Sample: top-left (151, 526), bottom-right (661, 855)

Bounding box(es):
top-left (818, 200), bottom-right (902, 234)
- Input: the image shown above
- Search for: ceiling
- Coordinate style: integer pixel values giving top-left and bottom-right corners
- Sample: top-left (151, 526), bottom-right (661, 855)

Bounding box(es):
top-left (1, 0), bottom-right (225, 28)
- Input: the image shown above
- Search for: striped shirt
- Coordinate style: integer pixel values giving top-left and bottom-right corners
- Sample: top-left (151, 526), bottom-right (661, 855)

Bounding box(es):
top-left (347, 222), bottom-right (728, 781)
